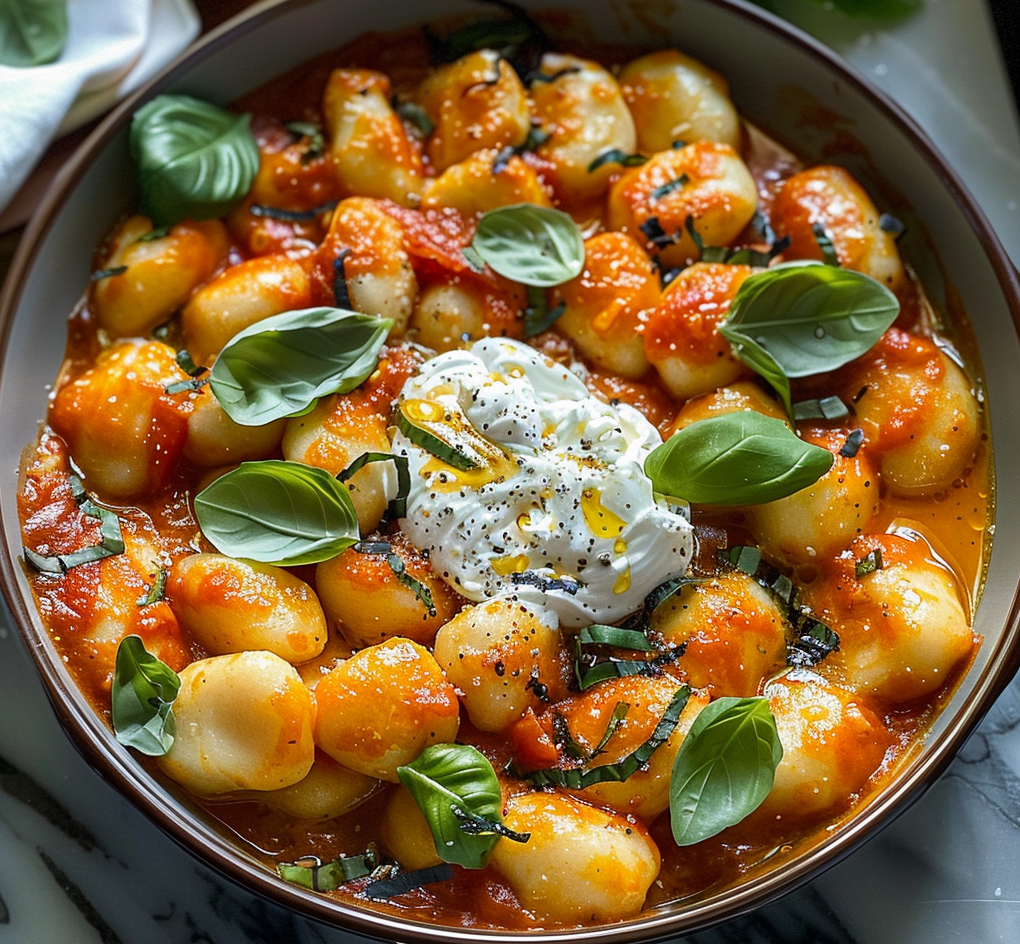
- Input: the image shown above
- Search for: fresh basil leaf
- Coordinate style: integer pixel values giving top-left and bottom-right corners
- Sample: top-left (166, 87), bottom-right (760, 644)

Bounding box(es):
top-left (0, 0), bottom-right (67, 66)
top-left (578, 624), bottom-right (653, 651)
top-left (111, 636), bottom-right (180, 757)
top-left (130, 94), bottom-right (259, 227)
top-left (669, 696), bottom-right (782, 845)
top-left (470, 204), bottom-right (584, 287)
top-left (386, 553), bottom-right (437, 617)
top-left (209, 307), bottom-right (392, 427)
top-left (397, 743), bottom-right (509, 869)
top-left (522, 284), bottom-right (565, 337)
top-left (194, 460), bottom-right (360, 566)
top-left (645, 412), bottom-right (834, 506)
top-left (718, 262), bottom-right (900, 381)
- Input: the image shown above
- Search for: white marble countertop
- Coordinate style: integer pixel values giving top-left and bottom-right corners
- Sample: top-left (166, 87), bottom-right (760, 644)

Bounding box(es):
top-left (2, 1), bottom-right (1019, 941)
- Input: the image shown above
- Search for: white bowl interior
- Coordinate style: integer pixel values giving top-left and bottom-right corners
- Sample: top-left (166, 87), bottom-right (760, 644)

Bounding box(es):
top-left (2, 0), bottom-right (1019, 940)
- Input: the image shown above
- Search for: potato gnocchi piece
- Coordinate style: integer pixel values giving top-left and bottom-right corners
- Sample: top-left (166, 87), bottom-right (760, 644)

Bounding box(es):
top-left (620, 49), bottom-right (742, 151)
top-left (183, 389), bottom-right (286, 467)
top-left (650, 572), bottom-right (787, 697)
top-left (823, 534), bottom-right (975, 704)
top-left (49, 340), bottom-right (193, 501)
top-left (415, 49), bottom-right (531, 173)
top-left (607, 141), bottom-right (758, 269)
top-left (260, 751), bottom-right (380, 820)
top-left (323, 68), bottom-right (423, 205)
top-left (643, 261), bottom-right (753, 399)
top-left (381, 785), bottom-right (445, 871)
top-left (432, 597), bottom-right (567, 733)
top-left (421, 149), bottom-right (552, 215)
top-left (772, 165), bottom-right (905, 292)
top-left (91, 215), bottom-right (229, 339)
top-left (168, 554), bottom-right (327, 664)
top-left (554, 232), bottom-right (661, 379)
top-left (761, 671), bottom-right (890, 818)
top-left (316, 534), bottom-right (463, 649)
top-left (530, 52), bottom-right (637, 206)
top-left (157, 650), bottom-right (317, 796)
top-left (668, 381), bottom-right (786, 434)
top-left (409, 272), bottom-right (525, 353)
top-left (490, 790), bottom-right (661, 924)
top-left (181, 254), bottom-right (312, 367)
top-left (313, 637), bottom-right (460, 781)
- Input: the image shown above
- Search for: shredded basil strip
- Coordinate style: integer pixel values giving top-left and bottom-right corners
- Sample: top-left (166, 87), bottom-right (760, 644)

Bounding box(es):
top-left (840, 428), bottom-right (865, 458)
top-left (523, 686), bottom-right (690, 788)
top-left (523, 284), bottom-right (565, 337)
top-left (578, 624), bottom-right (653, 651)
top-left (639, 216), bottom-right (676, 249)
top-left (879, 212), bottom-right (906, 237)
top-left (386, 553), bottom-right (437, 617)
top-left (397, 743), bottom-right (510, 869)
top-left (130, 94), bottom-right (259, 227)
top-left (136, 568), bottom-right (168, 607)
top-left (588, 149), bottom-right (648, 172)
top-left (194, 460), bottom-right (360, 566)
top-left (592, 702), bottom-right (631, 757)
top-left (90, 265), bottom-right (127, 282)
top-left (209, 307), bottom-right (392, 427)
top-left (0, 0), bottom-right (68, 67)
top-left (338, 451), bottom-right (410, 518)
top-left (278, 849), bottom-right (377, 890)
top-left (469, 204), bottom-right (585, 287)
top-left (645, 412), bottom-right (834, 506)
top-left (24, 477), bottom-right (125, 574)
top-left (175, 349), bottom-right (206, 377)
top-left (284, 120), bottom-right (325, 161)
top-left (553, 711), bottom-right (590, 760)
top-left (720, 545), bottom-right (762, 575)
top-left (574, 644), bottom-right (684, 691)
top-left (364, 863), bottom-right (455, 900)
top-left (788, 621), bottom-right (841, 667)
top-left (792, 396), bottom-right (850, 421)
top-left (250, 200), bottom-right (338, 222)
top-left (165, 377), bottom-right (210, 395)
top-left (856, 548), bottom-right (884, 578)
top-left (394, 100), bottom-right (435, 136)
top-left (650, 174), bottom-right (690, 201)
top-left (669, 696), bottom-right (782, 845)
top-left (111, 635), bottom-right (180, 756)
top-left (451, 806), bottom-right (530, 843)
top-left (811, 222), bottom-right (840, 266)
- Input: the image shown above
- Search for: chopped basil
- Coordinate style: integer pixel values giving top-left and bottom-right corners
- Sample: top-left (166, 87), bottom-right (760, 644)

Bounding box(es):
top-left (644, 574), bottom-right (701, 615)
top-left (492, 126), bottom-right (550, 173)
top-left (644, 412), bottom-right (834, 506)
top-left (0, 0), bottom-right (67, 67)
top-left (194, 460), bottom-right (360, 566)
top-left (394, 100), bottom-right (435, 137)
top-left (553, 711), bottom-right (590, 761)
top-left (577, 624), bottom-right (653, 651)
top-left (130, 94), bottom-right (259, 227)
top-left (522, 686), bottom-right (690, 788)
top-left (397, 743), bottom-right (511, 869)
top-left (278, 849), bottom-right (378, 890)
top-left (792, 396), bottom-right (850, 421)
top-left (284, 120), bottom-right (325, 161)
top-left (24, 477), bottom-right (125, 574)
top-left (469, 204), bottom-right (585, 287)
top-left (354, 540), bottom-right (393, 555)
top-left (527, 65), bottom-right (580, 85)
top-left (591, 702), bottom-right (631, 756)
top-left (787, 620), bottom-right (841, 667)
top-left (395, 401), bottom-right (480, 472)
top-left (855, 548), bottom-right (884, 578)
top-left (89, 265), bottom-right (127, 282)
top-left (720, 545), bottom-right (762, 575)
top-left (574, 641), bottom-right (684, 691)
top-left (111, 635), bottom-right (180, 757)
top-left (175, 349), bottom-right (206, 377)
top-left (363, 863), bottom-right (455, 899)
top-left (812, 223), bottom-right (840, 266)
top-left (639, 216), bottom-right (676, 249)
top-left (332, 248), bottom-right (353, 308)
top-left (135, 568), bottom-right (168, 607)
top-left (209, 307), bottom-right (391, 427)
top-left (164, 377), bottom-right (209, 395)
top-left (879, 213), bottom-right (906, 237)
top-left (451, 806), bottom-right (530, 843)
top-left (386, 553), bottom-right (437, 617)
top-left (669, 696), bottom-right (782, 845)
top-left (337, 451), bottom-right (410, 518)
top-left (650, 174), bottom-right (690, 201)
top-left (587, 149), bottom-right (648, 172)
top-left (250, 200), bottom-right (338, 222)
top-left (840, 428), bottom-right (865, 458)
top-left (522, 284), bottom-right (565, 337)
top-left (718, 262), bottom-right (900, 414)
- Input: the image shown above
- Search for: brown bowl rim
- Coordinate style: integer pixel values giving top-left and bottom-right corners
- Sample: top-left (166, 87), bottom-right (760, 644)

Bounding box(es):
top-left (2, 0), bottom-right (1020, 940)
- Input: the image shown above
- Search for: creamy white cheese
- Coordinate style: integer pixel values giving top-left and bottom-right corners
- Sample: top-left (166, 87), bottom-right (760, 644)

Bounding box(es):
top-left (391, 338), bottom-right (694, 627)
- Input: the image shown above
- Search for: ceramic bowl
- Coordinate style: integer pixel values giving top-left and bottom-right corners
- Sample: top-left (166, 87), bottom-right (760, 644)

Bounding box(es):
top-left (2, 0), bottom-right (1020, 940)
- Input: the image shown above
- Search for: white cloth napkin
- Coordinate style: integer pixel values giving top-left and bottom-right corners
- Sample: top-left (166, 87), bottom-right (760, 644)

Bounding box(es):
top-left (0, 0), bottom-right (200, 217)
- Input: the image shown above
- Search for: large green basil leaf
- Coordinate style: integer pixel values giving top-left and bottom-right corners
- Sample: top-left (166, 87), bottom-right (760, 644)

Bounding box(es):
top-left (0, 0), bottom-right (67, 66)
top-left (397, 743), bottom-right (512, 869)
top-left (111, 635), bottom-right (180, 757)
top-left (130, 94), bottom-right (259, 227)
top-left (669, 696), bottom-right (782, 846)
top-left (193, 460), bottom-right (360, 566)
top-left (718, 262), bottom-right (899, 380)
top-left (644, 412), bottom-right (834, 506)
top-left (470, 204), bottom-right (585, 287)
top-left (209, 308), bottom-right (392, 427)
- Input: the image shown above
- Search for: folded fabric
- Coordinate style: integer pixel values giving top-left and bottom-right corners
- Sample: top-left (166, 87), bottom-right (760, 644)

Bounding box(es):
top-left (0, 0), bottom-right (200, 217)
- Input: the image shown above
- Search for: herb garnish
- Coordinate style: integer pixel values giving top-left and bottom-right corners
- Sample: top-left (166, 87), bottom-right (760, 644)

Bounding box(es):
top-left (136, 568), bottom-right (168, 607)
top-left (812, 222), bottom-right (840, 266)
top-left (522, 284), bottom-right (566, 337)
top-left (855, 548), bottom-right (884, 578)
top-left (278, 849), bottom-right (378, 890)
top-left (385, 553), bottom-right (437, 617)
top-left (0, 0), bottom-right (67, 66)
top-left (111, 635), bottom-right (180, 756)
top-left (337, 451), bottom-right (410, 518)
top-left (587, 149), bottom-right (648, 172)
top-left (249, 200), bottom-right (338, 222)
top-left (284, 120), bottom-right (325, 161)
top-left (89, 266), bottom-right (127, 282)
top-left (364, 863), bottom-right (455, 899)
top-left (839, 428), bottom-right (865, 458)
